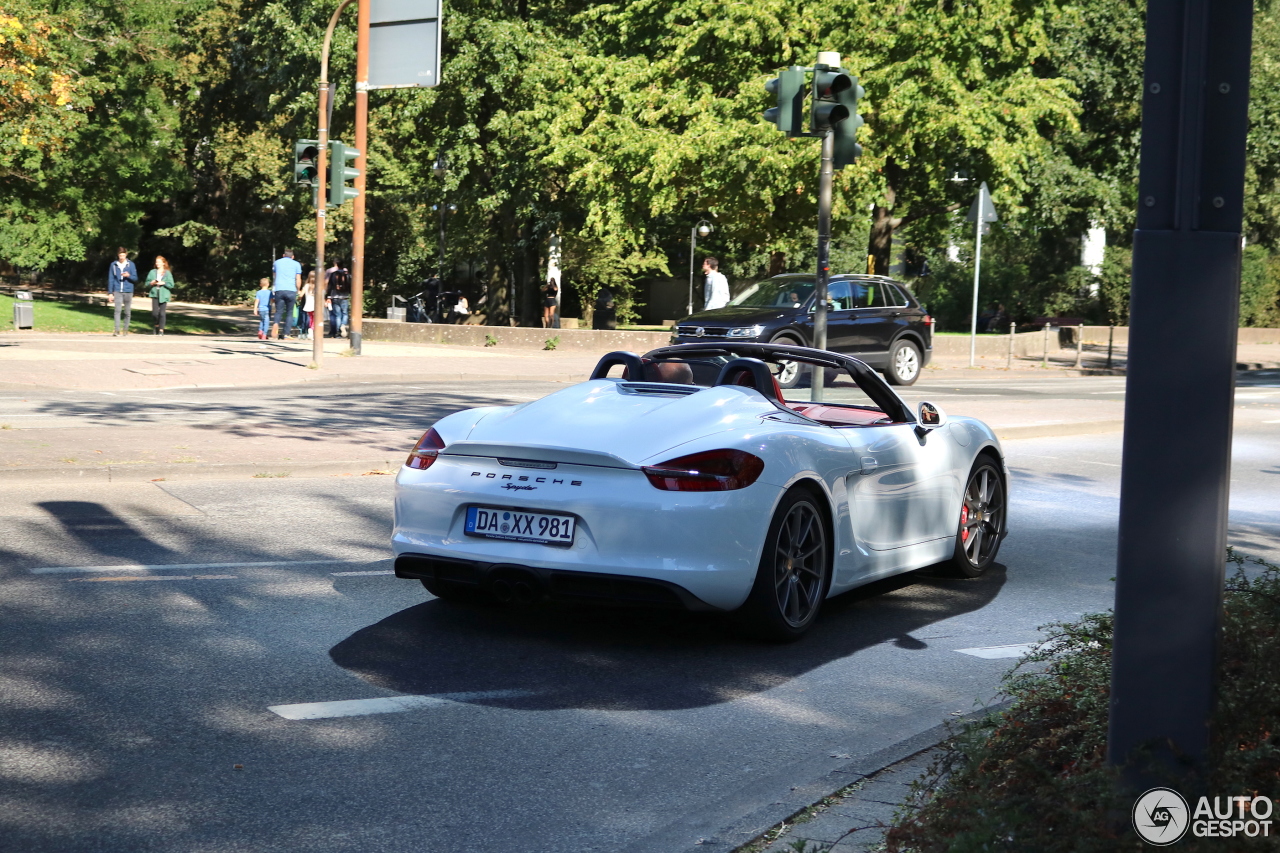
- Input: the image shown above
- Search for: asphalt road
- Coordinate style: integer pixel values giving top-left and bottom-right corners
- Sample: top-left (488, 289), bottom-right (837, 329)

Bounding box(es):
top-left (1, 372), bottom-right (1277, 853)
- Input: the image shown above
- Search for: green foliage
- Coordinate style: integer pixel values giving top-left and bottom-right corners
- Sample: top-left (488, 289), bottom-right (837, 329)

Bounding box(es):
top-left (1241, 244), bottom-right (1280, 327)
top-left (3, 0), bottom-right (1279, 332)
top-left (885, 551), bottom-right (1280, 852)
top-left (543, 335), bottom-right (559, 351)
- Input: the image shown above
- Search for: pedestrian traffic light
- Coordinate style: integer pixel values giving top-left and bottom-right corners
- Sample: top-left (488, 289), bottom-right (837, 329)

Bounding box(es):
top-left (764, 67), bottom-right (806, 136)
top-left (833, 77), bottom-right (866, 170)
top-left (294, 139), bottom-right (320, 186)
top-left (810, 65), bottom-right (852, 134)
top-left (328, 140), bottom-right (360, 207)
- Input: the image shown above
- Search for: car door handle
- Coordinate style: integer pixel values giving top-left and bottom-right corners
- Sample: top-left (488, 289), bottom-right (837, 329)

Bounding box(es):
top-left (860, 456), bottom-right (878, 474)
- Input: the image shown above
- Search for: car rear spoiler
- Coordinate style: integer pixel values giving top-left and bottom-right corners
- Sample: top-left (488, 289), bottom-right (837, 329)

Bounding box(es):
top-left (440, 441), bottom-right (636, 470)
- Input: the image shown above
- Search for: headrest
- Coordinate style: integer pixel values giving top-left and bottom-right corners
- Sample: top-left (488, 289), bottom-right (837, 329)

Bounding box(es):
top-left (644, 360), bottom-right (695, 384)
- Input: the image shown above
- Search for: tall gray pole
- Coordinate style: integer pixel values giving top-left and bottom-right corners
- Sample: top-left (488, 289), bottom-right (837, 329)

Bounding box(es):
top-left (687, 227), bottom-right (698, 316)
top-left (811, 129), bottom-right (833, 403)
top-left (968, 183), bottom-right (984, 368)
top-left (1107, 0), bottom-right (1253, 782)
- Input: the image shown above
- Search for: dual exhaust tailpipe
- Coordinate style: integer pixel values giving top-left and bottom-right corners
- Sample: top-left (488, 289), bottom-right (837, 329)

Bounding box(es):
top-left (488, 567), bottom-right (542, 605)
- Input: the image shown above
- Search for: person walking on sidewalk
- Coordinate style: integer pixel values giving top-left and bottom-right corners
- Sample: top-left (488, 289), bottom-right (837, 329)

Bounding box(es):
top-left (300, 270), bottom-right (318, 340)
top-left (326, 261), bottom-right (351, 338)
top-left (254, 279), bottom-right (272, 339)
top-left (271, 249), bottom-right (302, 340)
top-left (108, 247), bottom-right (138, 336)
top-left (702, 257), bottom-right (729, 311)
top-left (144, 256), bottom-right (177, 335)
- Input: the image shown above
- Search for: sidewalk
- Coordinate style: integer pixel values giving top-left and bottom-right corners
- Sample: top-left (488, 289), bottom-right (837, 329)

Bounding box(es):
top-left (0, 331), bottom-right (1136, 484)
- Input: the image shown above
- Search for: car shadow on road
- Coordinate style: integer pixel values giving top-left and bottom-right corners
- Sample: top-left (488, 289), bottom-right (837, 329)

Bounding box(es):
top-left (329, 564), bottom-right (1006, 712)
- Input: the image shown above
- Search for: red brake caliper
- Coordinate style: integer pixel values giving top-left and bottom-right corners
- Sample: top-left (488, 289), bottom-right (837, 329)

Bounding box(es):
top-left (960, 504), bottom-right (970, 542)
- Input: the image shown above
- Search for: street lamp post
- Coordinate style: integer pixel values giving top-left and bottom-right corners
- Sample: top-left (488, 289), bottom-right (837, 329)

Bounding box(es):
top-left (687, 219), bottom-right (713, 315)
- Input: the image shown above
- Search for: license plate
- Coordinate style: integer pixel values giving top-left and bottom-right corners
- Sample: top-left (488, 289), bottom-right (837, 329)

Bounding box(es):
top-left (465, 506), bottom-right (576, 546)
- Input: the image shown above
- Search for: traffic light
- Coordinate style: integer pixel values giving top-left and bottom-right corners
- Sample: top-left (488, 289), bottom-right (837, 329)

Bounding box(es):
top-left (764, 67), bottom-right (806, 136)
top-left (328, 140), bottom-right (360, 207)
top-left (810, 65), bottom-right (852, 134)
top-left (293, 139), bottom-right (320, 186)
top-left (833, 77), bottom-right (866, 169)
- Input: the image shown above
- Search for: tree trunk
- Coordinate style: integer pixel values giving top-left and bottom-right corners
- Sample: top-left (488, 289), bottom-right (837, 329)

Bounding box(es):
top-left (868, 206), bottom-right (895, 275)
top-left (768, 251), bottom-right (786, 276)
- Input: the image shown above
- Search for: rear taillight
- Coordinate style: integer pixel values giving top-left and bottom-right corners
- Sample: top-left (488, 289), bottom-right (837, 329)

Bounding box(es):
top-left (643, 449), bottom-right (765, 492)
top-left (405, 428), bottom-right (446, 470)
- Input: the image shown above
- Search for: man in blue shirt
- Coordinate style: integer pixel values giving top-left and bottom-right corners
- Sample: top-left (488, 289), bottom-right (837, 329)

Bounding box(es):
top-left (107, 247), bottom-right (138, 336)
top-left (271, 249), bottom-right (303, 340)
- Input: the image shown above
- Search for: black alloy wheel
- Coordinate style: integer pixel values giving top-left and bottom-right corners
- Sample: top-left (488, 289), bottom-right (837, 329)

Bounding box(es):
top-left (885, 339), bottom-right (922, 386)
top-left (946, 459), bottom-right (1005, 578)
top-left (737, 489), bottom-right (832, 641)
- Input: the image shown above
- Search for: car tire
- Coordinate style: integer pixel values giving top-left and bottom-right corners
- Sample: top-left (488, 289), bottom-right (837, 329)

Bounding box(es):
top-left (735, 488), bottom-right (832, 641)
top-left (420, 578), bottom-right (495, 605)
top-left (770, 335), bottom-right (805, 389)
top-left (885, 339), bottom-right (922, 386)
top-left (944, 459), bottom-right (1005, 578)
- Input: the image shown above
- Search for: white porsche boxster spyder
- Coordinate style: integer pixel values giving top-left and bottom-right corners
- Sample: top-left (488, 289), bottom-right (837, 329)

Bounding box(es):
top-left (392, 343), bottom-right (1008, 640)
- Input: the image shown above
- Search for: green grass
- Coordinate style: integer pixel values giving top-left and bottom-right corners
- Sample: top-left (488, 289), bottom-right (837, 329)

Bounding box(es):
top-left (2, 294), bottom-right (238, 335)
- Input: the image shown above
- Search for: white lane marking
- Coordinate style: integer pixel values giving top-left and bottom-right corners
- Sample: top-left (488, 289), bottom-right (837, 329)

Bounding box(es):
top-left (331, 570), bottom-right (395, 576)
top-left (956, 643), bottom-right (1037, 659)
top-left (1264, 420), bottom-right (1280, 424)
top-left (31, 558), bottom-right (390, 575)
top-left (269, 689), bottom-right (535, 720)
top-left (67, 574), bottom-right (237, 583)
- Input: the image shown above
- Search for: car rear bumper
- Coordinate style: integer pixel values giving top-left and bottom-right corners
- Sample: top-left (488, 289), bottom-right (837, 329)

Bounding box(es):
top-left (394, 553), bottom-right (718, 610)
top-left (392, 456), bottom-right (782, 611)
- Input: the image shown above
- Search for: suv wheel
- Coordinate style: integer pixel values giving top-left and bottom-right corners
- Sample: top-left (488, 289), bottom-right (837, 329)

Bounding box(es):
top-left (771, 335), bottom-right (805, 388)
top-left (885, 339), bottom-right (921, 386)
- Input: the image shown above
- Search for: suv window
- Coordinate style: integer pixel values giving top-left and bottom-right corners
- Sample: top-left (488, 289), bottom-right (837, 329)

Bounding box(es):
top-left (850, 282), bottom-right (886, 309)
top-left (883, 284), bottom-right (910, 307)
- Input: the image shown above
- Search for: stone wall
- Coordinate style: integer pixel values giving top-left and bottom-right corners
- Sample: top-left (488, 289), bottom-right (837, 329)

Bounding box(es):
top-left (362, 319), bottom-right (674, 351)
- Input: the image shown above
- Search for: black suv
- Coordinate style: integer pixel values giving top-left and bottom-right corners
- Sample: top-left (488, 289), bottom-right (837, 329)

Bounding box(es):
top-left (673, 274), bottom-right (932, 386)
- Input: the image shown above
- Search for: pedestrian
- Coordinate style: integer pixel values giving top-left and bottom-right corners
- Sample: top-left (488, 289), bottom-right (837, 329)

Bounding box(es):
top-left (254, 278), bottom-right (272, 339)
top-left (271, 249), bottom-right (302, 340)
top-left (542, 277), bottom-right (558, 328)
top-left (452, 293), bottom-right (469, 324)
top-left (300, 270), bottom-right (319, 340)
top-left (327, 261), bottom-right (351, 337)
top-left (108, 247), bottom-right (138, 336)
top-left (144, 256), bottom-right (177, 335)
top-left (702, 257), bottom-right (729, 311)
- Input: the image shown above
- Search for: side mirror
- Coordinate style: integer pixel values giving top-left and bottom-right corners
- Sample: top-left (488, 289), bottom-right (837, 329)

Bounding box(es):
top-left (916, 401), bottom-right (947, 435)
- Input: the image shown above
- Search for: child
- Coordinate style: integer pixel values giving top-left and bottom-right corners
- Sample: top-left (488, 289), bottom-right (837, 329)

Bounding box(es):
top-left (254, 278), bottom-right (272, 340)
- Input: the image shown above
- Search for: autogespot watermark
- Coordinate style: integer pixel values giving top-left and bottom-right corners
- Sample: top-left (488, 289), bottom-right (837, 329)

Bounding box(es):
top-left (1132, 787), bottom-right (1275, 845)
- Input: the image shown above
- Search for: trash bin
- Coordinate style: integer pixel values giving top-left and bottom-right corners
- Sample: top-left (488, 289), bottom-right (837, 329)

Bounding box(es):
top-left (12, 301), bottom-right (33, 329)
top-left (386, 307), bottom-right (406, 322)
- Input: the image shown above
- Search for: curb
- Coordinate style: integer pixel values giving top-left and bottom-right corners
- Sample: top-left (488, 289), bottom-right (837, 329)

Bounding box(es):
top-left (0, 458), bottom-right (403, 484)
top-left (995, 419), bottom-right (1125, 440)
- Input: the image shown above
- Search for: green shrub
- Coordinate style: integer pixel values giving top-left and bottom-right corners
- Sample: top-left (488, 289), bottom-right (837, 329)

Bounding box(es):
top-left (887, 551), bottom-right (1280, 852)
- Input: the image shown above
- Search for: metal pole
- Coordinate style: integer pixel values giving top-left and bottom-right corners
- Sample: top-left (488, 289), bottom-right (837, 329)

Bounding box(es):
top-left (1007, 319), bottom-right (1015, 369)
top-left (968, 184), bottom-right (984, 368)
top-left (1107, 323), bottom-right (1114, 369)
top-left (349, 0), bottom-right (368, 355)
top-left (1042, 323), bottom-right (1049, 368)
top-left (439, 204), bottom-right (446, 277)
top-left (687, 227), bottom-right (697, 316)
top-left (1108, 0), bottom-right (1253, 782)
top-left (1075, 323), bottom-right (1083, 368)
top-left (311, 0), bottom-right (356, 369)
top-left (811, 129), bottom-right (833, 403)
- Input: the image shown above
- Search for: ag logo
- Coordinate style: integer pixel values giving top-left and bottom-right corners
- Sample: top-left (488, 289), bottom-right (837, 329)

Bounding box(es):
top-left (1133, 787), bottom-right (1190, 846)
top-left (695, 327), bottom-right (705, 337)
